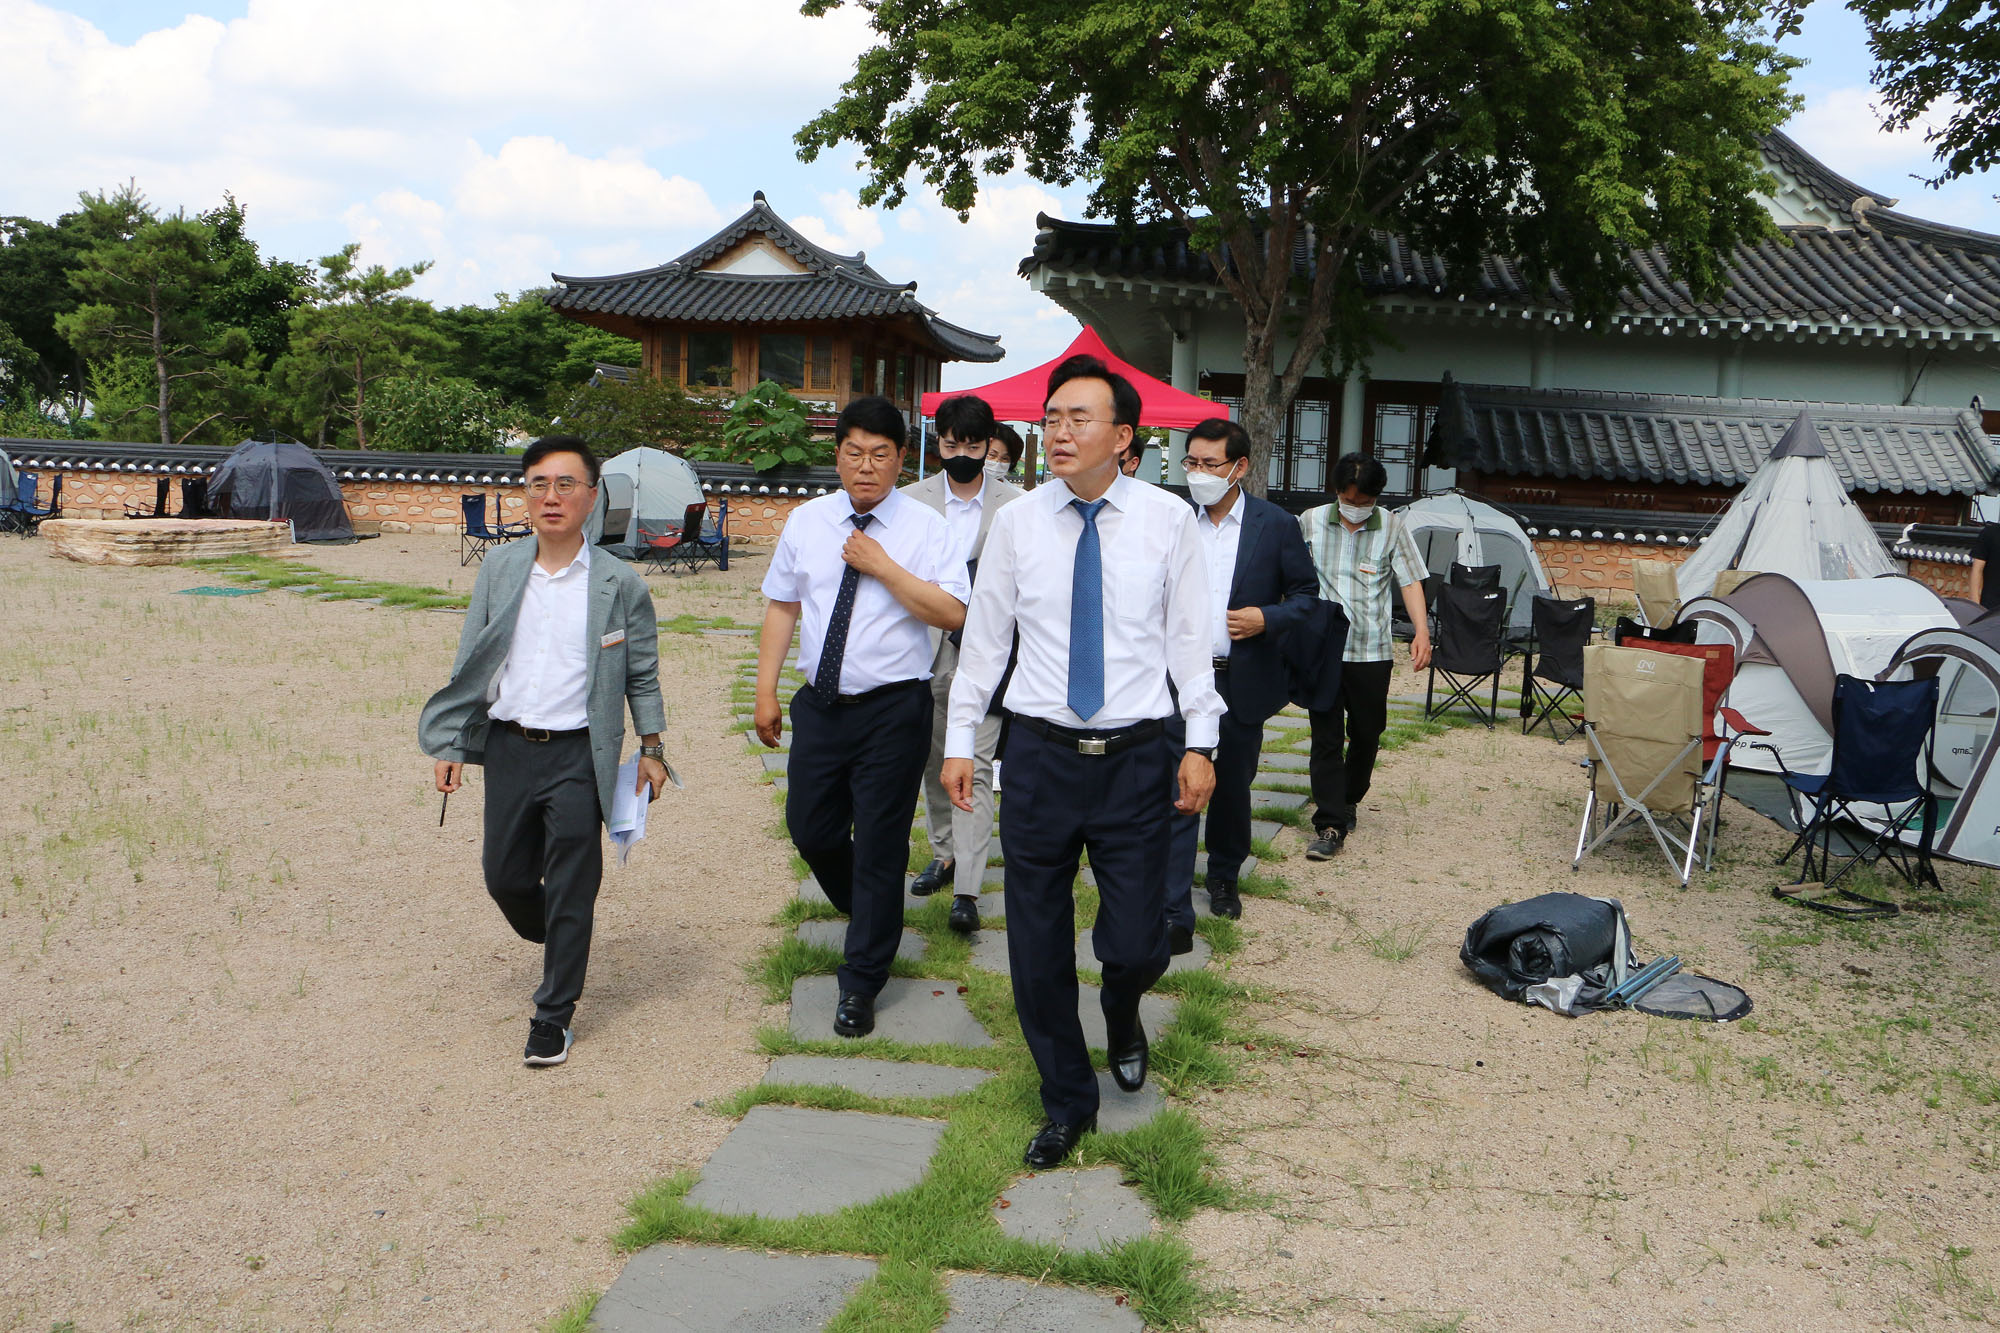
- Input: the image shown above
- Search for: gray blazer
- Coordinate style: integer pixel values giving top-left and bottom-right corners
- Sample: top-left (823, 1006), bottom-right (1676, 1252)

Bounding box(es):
top-left (418, 538), bottom-right (667, 825)
top-left (902, 470), bottom-right (1024, 657)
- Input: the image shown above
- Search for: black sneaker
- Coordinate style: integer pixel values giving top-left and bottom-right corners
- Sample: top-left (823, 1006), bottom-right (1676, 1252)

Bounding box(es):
top-left (524, 1019), bottom-right (573, 1067)
top-left (1304, 829), bottom-right (1346, 861)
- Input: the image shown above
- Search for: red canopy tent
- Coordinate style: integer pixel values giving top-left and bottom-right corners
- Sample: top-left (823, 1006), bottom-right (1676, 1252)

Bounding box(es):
top-left (919, 326), bottom-right (1221, 428)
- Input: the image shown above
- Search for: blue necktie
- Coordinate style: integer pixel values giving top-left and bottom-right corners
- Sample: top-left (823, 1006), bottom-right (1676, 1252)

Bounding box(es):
top-left (814, 511), bottom-right (875, 700)
top-left (1068, 498), bottom-right (1108, 720)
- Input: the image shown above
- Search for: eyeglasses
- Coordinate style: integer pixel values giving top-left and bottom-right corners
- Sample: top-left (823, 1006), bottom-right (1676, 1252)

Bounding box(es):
top-left (1041, 413), bottom-right (1116, 434)
top-left (1181, 456), bottom-right (1237, 475)
top-left (525, 477), bottom-right (590, 497)
top-left (838, 447), bottom-right (899, 467)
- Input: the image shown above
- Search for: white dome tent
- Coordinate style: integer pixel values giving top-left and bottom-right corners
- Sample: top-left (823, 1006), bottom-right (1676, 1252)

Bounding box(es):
top-left (1396, 492), bottom-right (1552, 634)
top-left (1674, 409), bottom-right (1896, 606)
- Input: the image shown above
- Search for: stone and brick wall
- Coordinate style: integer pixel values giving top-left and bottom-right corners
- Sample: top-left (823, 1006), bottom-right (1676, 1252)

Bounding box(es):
top-left (1534, 537), bottom-right (1689, 599)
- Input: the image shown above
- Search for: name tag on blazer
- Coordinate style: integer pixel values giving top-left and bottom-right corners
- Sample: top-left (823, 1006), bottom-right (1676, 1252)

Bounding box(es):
top-left (601, 630), bottom-right (626, 649)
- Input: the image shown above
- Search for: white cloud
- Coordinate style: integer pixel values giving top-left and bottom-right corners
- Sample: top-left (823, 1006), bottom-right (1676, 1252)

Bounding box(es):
top-left (794, 190), bottom-right (886, 256)
top-left (455, 137), bottom-right (720, 232)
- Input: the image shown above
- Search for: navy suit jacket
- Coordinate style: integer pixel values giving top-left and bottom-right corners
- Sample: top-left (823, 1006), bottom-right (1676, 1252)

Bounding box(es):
top-left (1211, 492), bottom-right (1321, 724)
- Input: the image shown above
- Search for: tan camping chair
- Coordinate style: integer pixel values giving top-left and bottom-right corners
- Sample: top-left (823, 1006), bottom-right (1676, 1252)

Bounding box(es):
top-left (1573, 643), bottom-right (1714, 886)
top-left (1630, 559), bottom-right (1682, 628)
top-left (1712, 569), bottom-right (1761, 599)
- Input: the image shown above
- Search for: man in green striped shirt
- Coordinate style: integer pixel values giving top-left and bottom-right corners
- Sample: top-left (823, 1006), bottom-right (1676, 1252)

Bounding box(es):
top-left (1297, 453), bottom-right (1431, 860)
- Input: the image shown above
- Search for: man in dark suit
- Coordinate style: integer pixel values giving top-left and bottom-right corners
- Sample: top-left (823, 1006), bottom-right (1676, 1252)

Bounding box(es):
top-left (1167, 418), bottom-right (1319, 938)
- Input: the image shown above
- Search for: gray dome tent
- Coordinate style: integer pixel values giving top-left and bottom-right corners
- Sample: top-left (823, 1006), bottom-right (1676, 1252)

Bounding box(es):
top-left (208, 439), bottom-right (355, 543)
top-left (584, 447), bottom-right (705, 554)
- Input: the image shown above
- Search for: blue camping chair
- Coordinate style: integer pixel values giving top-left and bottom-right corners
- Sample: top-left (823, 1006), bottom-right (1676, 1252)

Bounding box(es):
top-left (1772, 673), bottom-right (1941, 918)
top-left (459, 493), bottom-right (524, 565)
top-left (14, 473), bottom-right (62, 537)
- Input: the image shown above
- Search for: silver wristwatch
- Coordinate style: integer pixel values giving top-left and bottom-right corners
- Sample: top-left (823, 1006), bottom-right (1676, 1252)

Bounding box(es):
top-left (639, 745), bottom-right (665, 760)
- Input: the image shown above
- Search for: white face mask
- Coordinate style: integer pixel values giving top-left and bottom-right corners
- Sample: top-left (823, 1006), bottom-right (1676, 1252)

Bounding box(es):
top-left (1338, 500), bottom-right (1376, 525)
top-left (985, 459), bottom-right (1010, 480)
top-left (1186, 469), bottom-right (1238, 507)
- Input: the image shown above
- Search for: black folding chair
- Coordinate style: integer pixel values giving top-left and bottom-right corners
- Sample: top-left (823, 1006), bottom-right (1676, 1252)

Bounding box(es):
top-left (1425, 581), bottom-right (1509, 728)
top-left (0, 474), bottom-right (29, 536)
top-left (1612, 616), bottom-right (1696, 646)
top-left (1521, 594), bottom-right (1595, 742)
top-left (1768, 674), bottom-right (1941, 919)
top-left (177, 476), bottom-right (210, 518)
top-left (1450, 561), bottom-right (1500, 592)
top-left (126, 476), bottom-right (170, 519)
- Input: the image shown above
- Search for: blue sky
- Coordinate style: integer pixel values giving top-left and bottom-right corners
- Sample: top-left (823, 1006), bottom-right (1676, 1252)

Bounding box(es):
top-left (5, 0), bottom-right (1994, 392)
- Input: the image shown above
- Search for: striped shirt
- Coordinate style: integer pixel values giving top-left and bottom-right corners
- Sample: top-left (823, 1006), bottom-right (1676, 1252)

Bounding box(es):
top-left (1299, 504), bottom-right (1426, 662)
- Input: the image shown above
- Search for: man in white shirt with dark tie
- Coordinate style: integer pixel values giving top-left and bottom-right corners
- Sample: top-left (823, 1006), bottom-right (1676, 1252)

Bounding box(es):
top-left (944, 354), bottom-right (1223, 1169)
top-left (755, 396), bottom-right (969, 1040)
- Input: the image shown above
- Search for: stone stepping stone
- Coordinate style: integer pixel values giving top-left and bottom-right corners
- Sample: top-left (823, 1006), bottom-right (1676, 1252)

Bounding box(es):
top-left (686, 1105), bottom-right (946, 1220)
top-left (763, 1055), bottom-right (996, 1099)
top-left (1093, 1072), bottom-right (1167, 1134)
top-left (1265, 713), bottom-right (1308, 729)
top-left (1078, 929), bottom-right (1210, 975)
top-left (1204, 815), bottom-right (1282, 843)
top-left (790, 975), bottom-right (994, 1047)
top-left (699, 627), bottom-right (755, 636)
top-left (1076, 985), bottom-right (1177, 1051)
top-left (941, 1273), bottom-right (1143, 1332)
top-left (1250, 788), bottom-right (1307, 810)
top-left (965, 927), bottom-right (1013, 974)
top-left (994, 1166), bottom-right (1153, 1251)
top-left (967, 864), bottom-right (1094, 889)
top-left (797, 877), bottom-right (930, 914)
top-left (1260, 751), bottom-right (1310, 771)
top-left (795, 919), bottom-right (927, 961)
top-left (593, 1244), bottom-right (876, 1331)
top-left (1195, 852), bottom-right (1258, 880)
top-left (761, 752), bottom-right (789, 772)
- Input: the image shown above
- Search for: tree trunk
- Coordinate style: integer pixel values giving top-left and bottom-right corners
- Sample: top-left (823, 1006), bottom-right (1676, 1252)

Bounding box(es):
top-left (352, 353), bottom-right (367, 448)
top-left (151, 282), bottom-right (171, 447)
top-left (1239, 364), bottom-right (1292, 500)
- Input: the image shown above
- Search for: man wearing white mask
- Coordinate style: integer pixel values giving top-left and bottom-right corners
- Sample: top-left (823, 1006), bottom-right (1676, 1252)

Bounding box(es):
top-left (1165, 419), bottom-right (1318, 937)
top-left (1298, 453), bottom-right (1430, 860)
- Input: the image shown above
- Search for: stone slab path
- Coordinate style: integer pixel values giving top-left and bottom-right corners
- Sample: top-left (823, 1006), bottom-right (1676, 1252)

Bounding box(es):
top-left (940, 1273), bottom-right (1145, 1332)
top-left (763, 1055), bottom-right (995, 1099)
top-left (684, 1105), bottom-right (946, 1220)
top-left (593, 1245), bottom-right (876, 1331)
top-left (789, 975), bottom-right (994, 1048)
top-left (794, 919), bottom-right (927, 961)
top-left (994, 1166), bottom-right (1155, 1251)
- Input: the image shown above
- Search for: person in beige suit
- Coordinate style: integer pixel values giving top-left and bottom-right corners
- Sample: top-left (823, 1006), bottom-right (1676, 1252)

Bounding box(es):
top-left (903, 395), bottom-right (1025, 933)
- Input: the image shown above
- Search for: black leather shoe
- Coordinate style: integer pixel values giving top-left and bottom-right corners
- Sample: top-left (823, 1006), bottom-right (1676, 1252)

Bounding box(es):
top-left (1207, 882), bottom-right (1242, 920)
top-left (833, 990), bottom-right (875, 1038)
top-left (1168, 923), bottom-right (1195, 956)
top-left (1023, 1114), bottom-right (1097, 1169)
top-left (1105, 1012), bottom-right (1149, 1092)
top-left (910, 858), bottom-right (955, 897)
top-left (948, 893), bottom-right (980, 934)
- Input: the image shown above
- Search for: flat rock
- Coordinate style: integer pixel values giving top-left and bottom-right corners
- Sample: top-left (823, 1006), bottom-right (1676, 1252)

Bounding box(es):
top-left (1078, 929), bottom-right (1209, 975)
top-left (761, 752), bottom-right (789, 772)
top-left (593, 1244), bottom-right (875, 1331)
top-left (40, 518), bottom-right (291, 566)
top-left (789, 975), bottom-right (994, 1047)
top-left (763, 1055), bottom-right (995, 1099)
top-left (1259, 751), bottom-right (1310, 771)
top-left (795, 919), bottom-right (927, 961)
top-left (940, 1273), bottom-right (1144, 1333)
top-left (965, 928), bottom-right (1013, 974)
top-left (1249, 788), bottom-right (1307, 810)
top-left (1092, 1072), bottom-right (1167, 1134)
top-left (1076, 985), bottom-right (1177, 1051)
top-left (797, 876), bottom-right (928, 915)
top-left (684, 1105), bottom-right (946, 1219)
top-left (1265, 713), bottom-right (1309, 729)
top-left (1195, 852), bottom-right (1258, 881)
top-left (994, 1166), bottom-right (1154, 1251)
top-left (1204, 815), bottom-right (1282, 843)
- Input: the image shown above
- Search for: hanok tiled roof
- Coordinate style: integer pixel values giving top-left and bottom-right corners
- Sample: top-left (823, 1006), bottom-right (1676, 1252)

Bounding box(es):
top-left (549, 193), bottom-right (1004, 363)
top-left (1022, 134), bottom-right (2000, 338)
top-left (1429, 380), bottom-right (2000, 496)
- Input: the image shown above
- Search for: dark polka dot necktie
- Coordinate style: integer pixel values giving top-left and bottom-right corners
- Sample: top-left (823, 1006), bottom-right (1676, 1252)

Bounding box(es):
top-left (814, 511), bottom-right (876, 700)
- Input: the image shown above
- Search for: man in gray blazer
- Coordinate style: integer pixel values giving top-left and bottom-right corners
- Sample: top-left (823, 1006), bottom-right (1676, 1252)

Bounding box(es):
top-left (419, 436), bottom-right (669, 1068)
top-left (903, 395), bottom-right (1024, 932)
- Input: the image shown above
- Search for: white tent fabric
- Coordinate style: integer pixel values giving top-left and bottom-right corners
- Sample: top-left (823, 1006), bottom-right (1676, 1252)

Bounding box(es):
top-left (1886, 621), bottom-right (2000, 869)
top-left (1675, 410), bottom-right (1895, 605)
top-left (585, 447), bottom-right (705, 548)
top-left (0, 447), bottom-right (15, 508)
top-left (1683, 575), bottom-right (1955, 776)
top-left (1397, 492), bottom-right (1551, 633)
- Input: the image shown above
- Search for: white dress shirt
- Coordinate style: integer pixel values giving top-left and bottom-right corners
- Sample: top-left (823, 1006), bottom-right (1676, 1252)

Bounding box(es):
top-left (488, 543), bottom-right (593, 730)
top-left (1197, 496), bottom-right (1244, 659)
top-left (946, 473), bottom-right (1225, 756)
top-left (762, 488), bottom-right (969, 694)
top-left (942, 478), bottom-right (987, 567)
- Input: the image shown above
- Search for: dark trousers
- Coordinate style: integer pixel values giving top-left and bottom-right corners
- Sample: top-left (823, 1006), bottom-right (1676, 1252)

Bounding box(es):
top-left (785, 679), bottom-right (933, 998)
top-left (482, 727), bottom-right (603, 1029)
top-left (1002, 722), bottom-right (1174, 1125)
top-left (1168, 694), bottom-right (1265, 931)
top-left (1308, 658), bottom-right (1395, 834)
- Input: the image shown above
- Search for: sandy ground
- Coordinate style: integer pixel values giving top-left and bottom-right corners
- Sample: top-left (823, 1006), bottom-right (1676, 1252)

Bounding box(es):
top-left (4, 531), bottom-right (1998, 1331)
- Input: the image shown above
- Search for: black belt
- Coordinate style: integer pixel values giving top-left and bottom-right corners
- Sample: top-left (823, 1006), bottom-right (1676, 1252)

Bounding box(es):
top-left (820, 677), bottom-right (926, 706)
top-left (495, 718), bottom-right (589, 742)
top-left (1013, 714), bottom-right (1165, 756)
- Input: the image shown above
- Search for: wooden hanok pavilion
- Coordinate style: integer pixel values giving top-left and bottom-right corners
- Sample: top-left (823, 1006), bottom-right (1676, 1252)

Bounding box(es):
top-left (545, 192), bottom-right (1003, 422)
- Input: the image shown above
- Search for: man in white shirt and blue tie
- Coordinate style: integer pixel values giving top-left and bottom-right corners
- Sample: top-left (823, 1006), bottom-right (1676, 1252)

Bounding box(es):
top-left (755, 396), bottom-right (969, 1040)
top-left (945, 355), bottom-right (1223, 1169)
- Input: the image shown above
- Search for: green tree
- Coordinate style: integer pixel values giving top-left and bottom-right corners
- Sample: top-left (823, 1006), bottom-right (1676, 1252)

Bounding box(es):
top-left (273, 244), bottom-right (448, 447)
top-left (199, 195), bottom-right (315, 369)
top-left (1812, 0), bottom-right (2000, 185)
top-left (433, 291), bottom-right (640, 413)
top-left (549, 374), bottom-right (722, 457)
top-left (368, 374), bottom-right (517, 453)
top-left (0, 187), bottom-right (152, 419)
top-left (685, 379), bottom-right (832, 471)
top-left (56, 187), bottom-right (258, 445)
top-left (799, 0), bottom-right (1799, 494)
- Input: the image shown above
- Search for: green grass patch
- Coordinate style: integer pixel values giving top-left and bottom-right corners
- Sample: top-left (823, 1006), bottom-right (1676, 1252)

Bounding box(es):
top-left (660, 612), bottom-right (750, 634)
top-left (541, 1289), bottom-right (599, 1333)
top-left (189, 554), bottom-right (469, 610)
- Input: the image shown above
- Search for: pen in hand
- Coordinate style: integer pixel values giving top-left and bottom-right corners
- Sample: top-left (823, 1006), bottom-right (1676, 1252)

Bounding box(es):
top-left (439, 792), bottom-right (449, 827)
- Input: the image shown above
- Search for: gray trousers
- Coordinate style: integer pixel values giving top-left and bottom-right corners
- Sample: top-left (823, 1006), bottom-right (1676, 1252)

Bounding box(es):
top-left (921, 642), bottom-right (1001, 885)
top-left (482, 726), bottom-right (603, 1028)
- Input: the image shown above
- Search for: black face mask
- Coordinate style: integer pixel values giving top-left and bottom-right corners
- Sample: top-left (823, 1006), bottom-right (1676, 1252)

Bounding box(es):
top-left (941, 454), bottom-right (987, 484)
